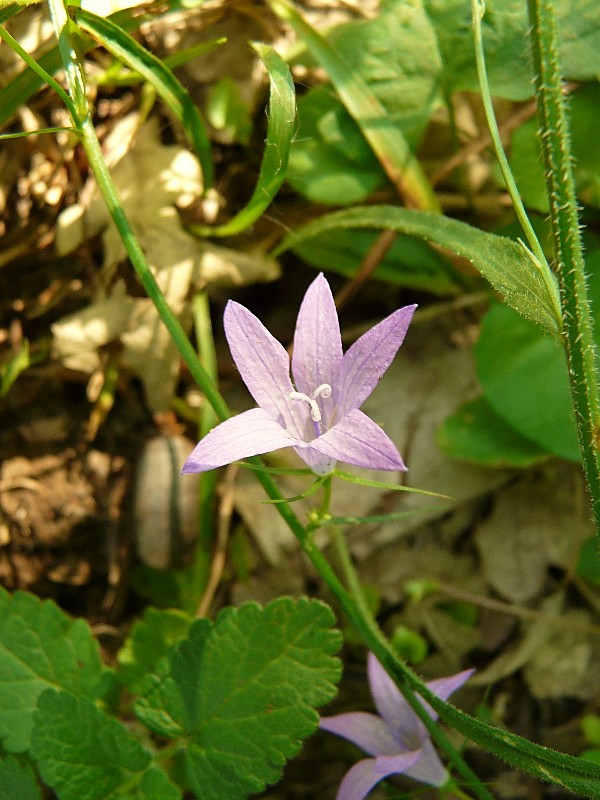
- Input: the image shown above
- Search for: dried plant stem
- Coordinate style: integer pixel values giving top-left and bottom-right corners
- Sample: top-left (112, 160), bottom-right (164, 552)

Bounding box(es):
top-left (527, 0), bottom-right (600, 536)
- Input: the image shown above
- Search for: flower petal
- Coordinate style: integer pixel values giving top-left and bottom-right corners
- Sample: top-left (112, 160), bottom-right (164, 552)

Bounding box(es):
top-left (340, 305), bottom-right (416, 415)
top-left (335, 752), bottom-right (422, 800)
top-left (310, 409), bottom-right (406, 471)
top-left (367, 654), bottom-right (421, 747)
top-left (291, 274), bottom-right (342, 421)
top-left (181, 408), bottom-right (301, 472)
top-left (420, 669), bottom-right (475, 722)
top-left (224, 301), bottom-right (305, 437)
top-left (319, 712), bottom-right (399, 757)
top-left (403, 738), bottom-right (449, 787)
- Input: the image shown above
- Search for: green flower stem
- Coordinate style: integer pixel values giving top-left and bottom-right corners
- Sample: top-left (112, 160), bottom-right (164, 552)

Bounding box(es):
top-left (527, 0), bottom-right (600, 535)
top-left (47, 0), bottom-right (230, 426)
top-left (470, 0), bottom-right (561, 327)
top-left (193, 292), bottom-right (219, 552)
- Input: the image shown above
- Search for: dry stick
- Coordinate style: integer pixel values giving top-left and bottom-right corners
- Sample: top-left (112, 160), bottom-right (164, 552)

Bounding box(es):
top-left (196, 463), bottom-right (239, 618)
top-left (435, 582), bottom-right (600, 637)
top-left (334, 228), bottom-right (397, 311)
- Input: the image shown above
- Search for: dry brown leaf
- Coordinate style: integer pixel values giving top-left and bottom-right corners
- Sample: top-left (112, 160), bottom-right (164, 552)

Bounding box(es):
top-left (53, 114), bottom-right (278, 409)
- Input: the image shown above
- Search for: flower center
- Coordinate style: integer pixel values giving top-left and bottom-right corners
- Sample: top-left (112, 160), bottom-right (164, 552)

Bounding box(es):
top-left (289, 383), bottom-right (332, 423)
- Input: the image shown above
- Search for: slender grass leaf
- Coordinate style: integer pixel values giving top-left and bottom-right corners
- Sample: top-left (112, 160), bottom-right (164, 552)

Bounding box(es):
top-left (189, 43), bottom-right (296, 237)
top-left (1, 338), bottom-right (29, 396)
top-left (31, 690), bottom-right (181, 800)
top-left (0, 588), bottom-right (109, 753)
top-left (269, 0), bottom-right (439, 212)
top-left (290, 223), bottom-right (465, 295)
top-left (272, 205), bottom-right (562, 336)
top-left (134, 598), bottom-right (342, 800)
top-left (73, 8), bottom-right (213, 187)
top-left (0, 5), bottom-right (154, 127)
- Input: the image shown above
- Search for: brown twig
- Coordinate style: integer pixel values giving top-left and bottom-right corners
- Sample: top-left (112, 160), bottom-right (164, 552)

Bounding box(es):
top-left (196, 463), bottom-right (239, 618)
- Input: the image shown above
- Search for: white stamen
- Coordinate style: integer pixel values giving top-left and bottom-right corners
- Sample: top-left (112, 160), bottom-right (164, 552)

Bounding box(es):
top-left (289, 391), bottom-right (322, 422)
top-left (289, 383), bottom-right (332, 424)
top-left (312, 383), bottom-right (332, 400)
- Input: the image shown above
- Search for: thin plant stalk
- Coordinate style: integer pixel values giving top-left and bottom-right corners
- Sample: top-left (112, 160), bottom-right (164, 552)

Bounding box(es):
top-left (470, 0), bottom-right (561, 327)
top-left (527, 0), bottom-right (600, 535)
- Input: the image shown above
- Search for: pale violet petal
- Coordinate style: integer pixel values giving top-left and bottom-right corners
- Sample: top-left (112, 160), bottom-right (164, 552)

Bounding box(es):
top-left (403, 738), bottom-right (449, 786)
top-left (340, 305), bottom-right (416, 415)
top-left (182, 408), bottom-right (300, 472)
top-left (310, 409), bottom-right (406, 472)
top-left (294, 445), bottom-right (337, 477)
top-left (335, 753), bottom-right (422, 800)
top-left (319, 712), bottom-right (399, 757)
top-left (224, 301), bottom-right (305, 437)
top-left (291, 273), bottom-right (342, 423)
top-left (419, 669), bottom-right (475, 722)
top-left (367, 654), bottom-right (421, 748)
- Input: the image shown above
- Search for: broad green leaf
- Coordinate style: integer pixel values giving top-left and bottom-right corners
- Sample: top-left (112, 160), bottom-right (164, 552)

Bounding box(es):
top-left (0, 588), bottom-right (108, 752)
top-left (206, 77), bottom-right (252, 144)
top-left (0, 756), bottom-right (40, 800)
top-left (577, 536), bottom-right (600, 588)
top-left (270, 0), bottom-right (439, 211)
top-left (31, 690), bottom-right (181, 800)
top-left (290, 224), bottom-right (463, 295)
top-left (438, 396), bottom-right (550, 467)
top-left (326, 0), bottom-right (442, 147)
top-left (287, 0), bottom-right (443, 206)
top-left (510, 83), bottom-right (600, 212)
top-left (287, 87), bottom-right (386, 205)
top-left (425, 0), bottom-right (600, 99)
top-left (117, 607), bottom-right (193, 694)
top-left (73, 8), bottom-right (213, 187)
top-left (189, 43), bottom-right (296, 237)
top-left (475, 303), bottom-right (578, 460)
top-left (272, 205), bottom-right (562, 335)
top-left (135, 598), bottom-right (342, 800)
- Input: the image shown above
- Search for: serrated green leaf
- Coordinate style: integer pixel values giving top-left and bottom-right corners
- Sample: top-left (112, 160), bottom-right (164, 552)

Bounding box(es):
top-left (117, 607), bottom-right (193, 694)
top-left (189, 43), bottom-right (296, 237)
top-left (289, 224), bottom-right (463, 295)
top-left (31, 690), bottom-right (181, 800)
top-left (0, 756), bottom-right (40, 800)
top-left (135, 598), bottom-right (342, 800)
top-left (73, 8), bottom-right (213, 187)
top-left (272, 205), bottom-right (561, 335)
top-left (0, 588), bottom-right (108, 753)
top-left (438, 396), bottom-right (550, 467)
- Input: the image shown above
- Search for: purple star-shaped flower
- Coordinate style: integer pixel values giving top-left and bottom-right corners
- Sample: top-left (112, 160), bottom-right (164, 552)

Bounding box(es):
top-left (182, 273), bottom-right (416, 476)
top-left (319, 653), bottom-right (474, 800)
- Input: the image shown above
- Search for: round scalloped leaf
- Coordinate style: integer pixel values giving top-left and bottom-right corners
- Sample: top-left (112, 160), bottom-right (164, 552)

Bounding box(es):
top-left (0, 756), bottom-right (40, 800)
top-left (134, 597), bottom-right (342, 800)
top-left (31, 690), bottom-right (180, 800)
top-left (0, 588), bottom-right (108, 753)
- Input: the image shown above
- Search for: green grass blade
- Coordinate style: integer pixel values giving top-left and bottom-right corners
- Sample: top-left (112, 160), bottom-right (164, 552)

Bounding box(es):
top-left (188, 42), bottom-right (296, 238)
top-left (73, 8), bottom-right (213, 188)
top-left (268, 0), bottom-right (439, 212)
top-left (273, 205), bottom-right (562, 337)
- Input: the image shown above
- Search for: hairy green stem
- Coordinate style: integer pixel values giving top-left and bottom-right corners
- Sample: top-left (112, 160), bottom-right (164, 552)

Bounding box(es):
top-left (527, 0), bottom-right (600, 535)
